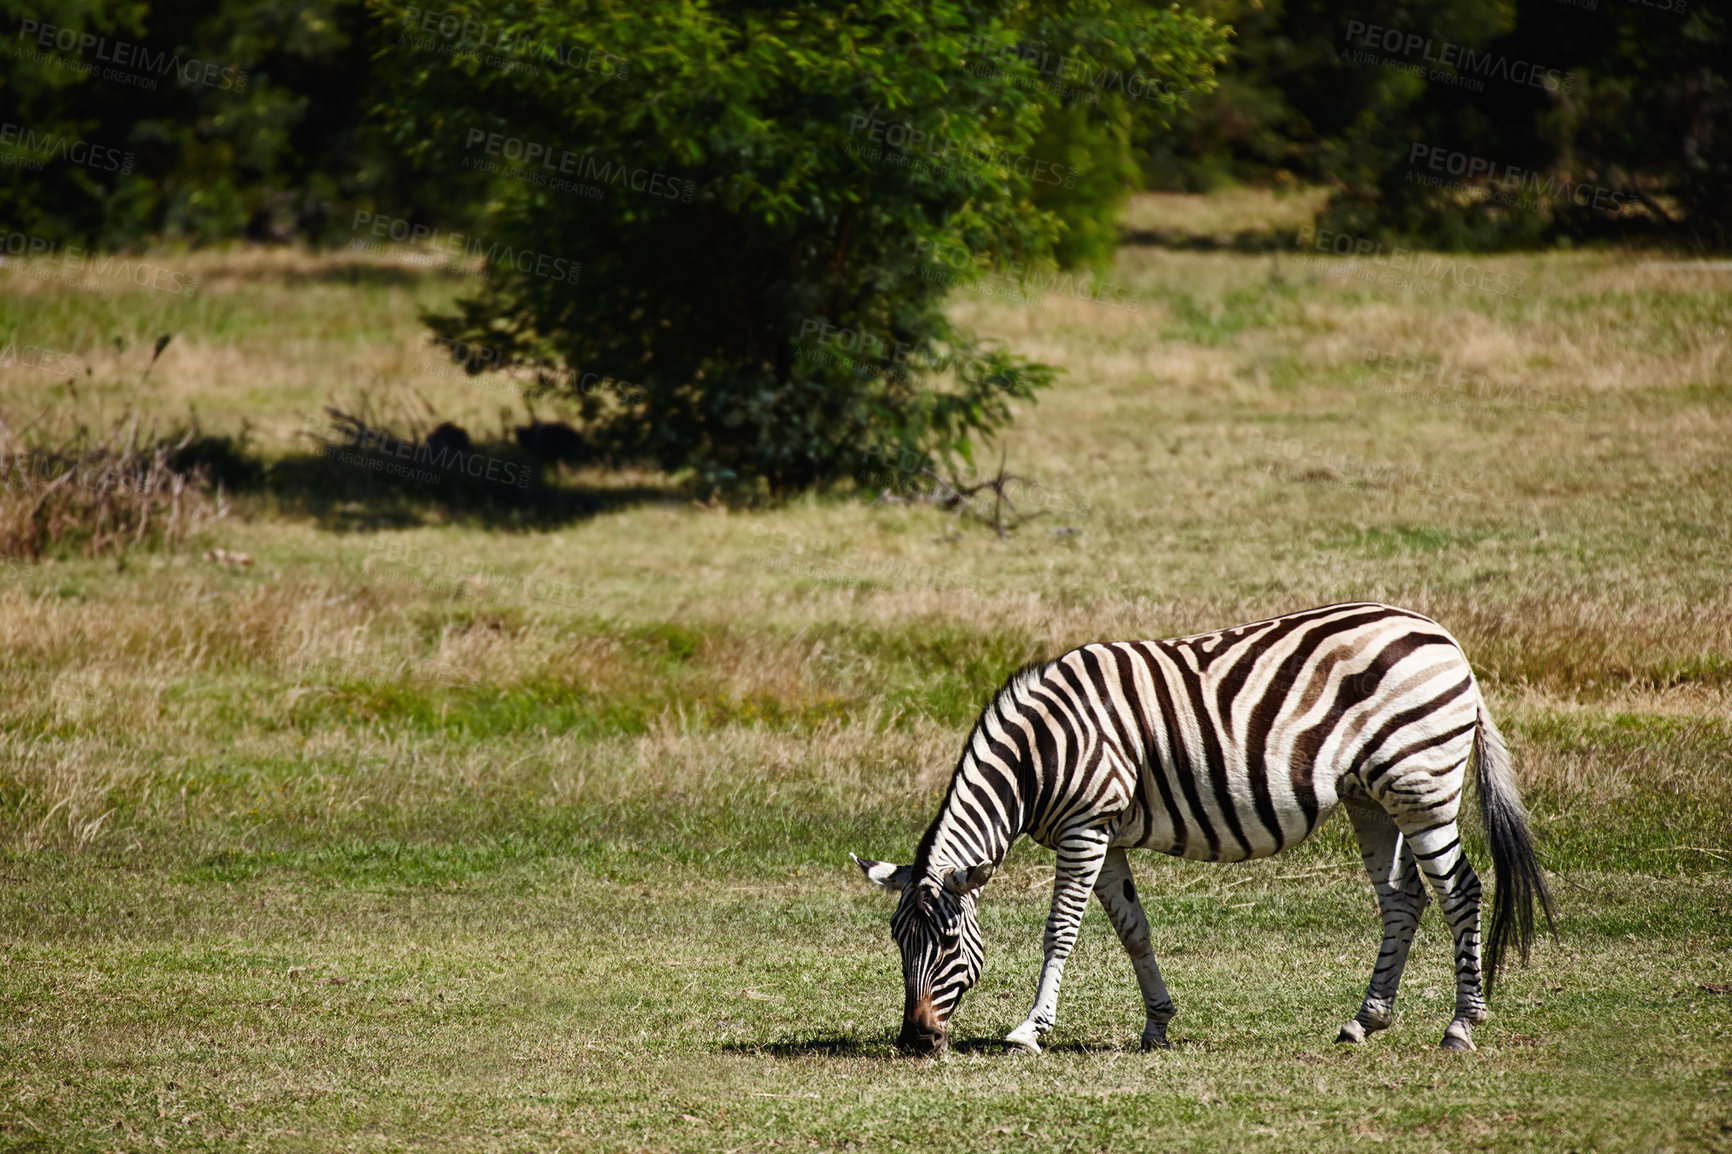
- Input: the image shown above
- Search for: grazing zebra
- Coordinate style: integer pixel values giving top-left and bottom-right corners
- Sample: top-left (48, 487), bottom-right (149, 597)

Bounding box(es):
top-left (853, 602), bottom-right (1554, 1056)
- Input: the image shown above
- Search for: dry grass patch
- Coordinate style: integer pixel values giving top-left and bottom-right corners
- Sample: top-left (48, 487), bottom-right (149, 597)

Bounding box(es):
top-left (0, 415), bottom-right (226, 560)
top-left (1119, 187), bottom-right (1332, 236)
top-left (1, 241), bottom-right (1727, 864)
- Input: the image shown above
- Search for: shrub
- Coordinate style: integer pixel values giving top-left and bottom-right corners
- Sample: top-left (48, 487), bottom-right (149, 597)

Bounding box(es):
top-left (374, 0), bottom-right (1225, 491)
top-left (0, 415), bottom-right (227, 560)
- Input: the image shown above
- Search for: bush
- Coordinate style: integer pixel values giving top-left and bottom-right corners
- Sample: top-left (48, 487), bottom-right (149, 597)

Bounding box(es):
top-left (0, 415), bottom-right (227, 560)
top-left (375, 0), bottom-right (1225, 491)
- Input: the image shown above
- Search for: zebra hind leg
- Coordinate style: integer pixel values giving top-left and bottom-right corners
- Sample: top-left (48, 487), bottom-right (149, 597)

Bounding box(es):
top-left (1395, 814), bottom-right (1488, 1052)
top-left (1337, 802), bottom-right (1430, 1045)
top-left (1092, 848), bottom-right (1178, 1051)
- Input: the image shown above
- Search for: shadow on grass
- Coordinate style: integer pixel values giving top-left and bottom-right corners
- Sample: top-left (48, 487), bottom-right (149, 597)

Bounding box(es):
top-left (720, 1032), bottom-right (896, 1059)
top-left (198, 257), bottom-right (481, 290)
top-left (719, 1032), bottom-right (1154, 1060)
top-left (1028, 1038), bottom-right (1182, 1055)
top-left (187, 433), bottom-right (683, 532)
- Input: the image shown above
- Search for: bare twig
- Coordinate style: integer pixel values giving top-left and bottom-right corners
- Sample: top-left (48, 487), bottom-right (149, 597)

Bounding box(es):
top-left (906, 448), bottom-right (1031, 538)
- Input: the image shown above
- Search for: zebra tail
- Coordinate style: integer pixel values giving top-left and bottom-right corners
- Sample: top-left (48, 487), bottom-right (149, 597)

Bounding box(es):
top-left (1474, 696), bottom-right (1558, 999)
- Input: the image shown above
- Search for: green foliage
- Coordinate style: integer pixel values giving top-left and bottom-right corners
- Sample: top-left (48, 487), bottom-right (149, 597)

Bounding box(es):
top-left (1028, 101), bottom-right (1141, 268)
top-left (374, 0), bottom-right (1224, 489)
top-left (1147, 0), bottom-right (1729, 250)
top-left (0, 0), bottom-right (411, 245)
top-left (1136, 0), bottom-right (1513, 193)
top-left (1354, 0), bottom-right (1732, 250)
top-left (1005, 5), bottom-right (1225, 266)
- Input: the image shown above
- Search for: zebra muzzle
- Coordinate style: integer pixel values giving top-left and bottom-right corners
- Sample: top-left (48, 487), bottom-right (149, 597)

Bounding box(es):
top-left (899, 994), bottom-right (948, 1055)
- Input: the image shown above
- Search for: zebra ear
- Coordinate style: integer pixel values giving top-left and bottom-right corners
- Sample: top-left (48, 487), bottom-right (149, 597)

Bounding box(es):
top-left (851, 852), bottom-right (911, 894)
top-left (944, 861), bottom-right (995, 896)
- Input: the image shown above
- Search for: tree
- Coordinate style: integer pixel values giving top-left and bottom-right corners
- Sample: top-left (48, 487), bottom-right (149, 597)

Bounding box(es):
top-left (1138, 0), bottom-right (1727, 250)
top-left (375, 0), bottom-right (1226, 491)
top-left (1350, 0), bottom-right (1730, 250)
top-left (0, 0), bottom-right (411, 246)
top-left (1131, 0), bottom-right (1511, 192)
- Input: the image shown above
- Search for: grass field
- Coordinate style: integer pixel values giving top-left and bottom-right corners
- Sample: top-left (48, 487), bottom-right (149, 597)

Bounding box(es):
top-left (2, 211), bottom-right (1730, 1152)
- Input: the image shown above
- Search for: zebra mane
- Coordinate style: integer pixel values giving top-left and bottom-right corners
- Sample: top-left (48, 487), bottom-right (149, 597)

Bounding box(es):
top-left (998, 658), bottom-right (1056, 702)
top-left (910, 657), bottom-right (1054, 876)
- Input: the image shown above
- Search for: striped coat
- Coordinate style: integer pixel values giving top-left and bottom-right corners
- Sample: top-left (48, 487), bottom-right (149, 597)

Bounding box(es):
top-left (857, 603), bottom-right (1553, 1056)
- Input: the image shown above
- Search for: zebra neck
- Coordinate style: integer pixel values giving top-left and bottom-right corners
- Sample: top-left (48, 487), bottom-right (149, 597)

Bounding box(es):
top-left (918, 757), bottom-right (1023, 878)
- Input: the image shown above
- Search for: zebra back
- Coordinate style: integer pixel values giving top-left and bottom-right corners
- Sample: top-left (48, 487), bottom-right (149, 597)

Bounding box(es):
top-left (917, 603), bottom-right (1483, 874)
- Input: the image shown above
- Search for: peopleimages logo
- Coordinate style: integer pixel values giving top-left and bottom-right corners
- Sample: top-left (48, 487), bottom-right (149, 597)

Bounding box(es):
top-left (0, 339), bottom-right (86, 375)
top-left (1342, 20), bottom-right (1573, 94)
top-left (845, 114), bottom-right (1078, 188)
top-left (915, 237), bottom-right (1144, 309)
top-left (329, 424), bottom-right (534, 489)
top-left (398, 7), bottom-right (627, 76)
top-left (0, 122), bottom-right (134, 173)
top-left (957, 32), bottom-right (1184, 105)
top-left (418, 335), bottom-right (649, 404)
top-left (0, 227), bottom-right (200, 296)
top-left (1406, 143), bottom-right (1631, 213)
top-left (348, 211), bottom-right (582, 284)
top-left (1299, 225), bottom-right (1529, 298)
top-left (796, 315), bottom-right (1022, 380)
top-left (461, 130), bottom-right (695, 202)
top-left (15, 18), bottom-right (249, 92)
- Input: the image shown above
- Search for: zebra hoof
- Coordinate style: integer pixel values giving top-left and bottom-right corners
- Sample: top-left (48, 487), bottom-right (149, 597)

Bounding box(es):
top-left (1336, 1020), bottom-right (1368, 1045)
top-left (1440, 1022), bottom-right (1475, 1052)
top-left (1005, 1023), bottom-right (1042, 1055)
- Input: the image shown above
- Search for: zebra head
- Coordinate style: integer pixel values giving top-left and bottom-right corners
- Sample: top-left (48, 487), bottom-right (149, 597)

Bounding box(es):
top-left (852, 852), bottom-right (995, 1054)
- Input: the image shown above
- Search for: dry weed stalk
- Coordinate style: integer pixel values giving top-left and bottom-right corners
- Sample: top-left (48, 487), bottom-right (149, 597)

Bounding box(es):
top-left (876, 449), bottom-right (1031, 538)
top-left (0, 411), bottom-right (226, 560)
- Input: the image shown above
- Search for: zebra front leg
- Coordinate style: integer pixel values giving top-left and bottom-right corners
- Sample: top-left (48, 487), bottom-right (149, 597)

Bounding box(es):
top-left (1092, 847), bottom-right (1177, 1051)
top-left (1006, 827), bottom-right (1109, 1055)
top-left (1398, 815), bottom-right (1487, 1051)
top-left (1337, 802), bottom-right (1430, 1045)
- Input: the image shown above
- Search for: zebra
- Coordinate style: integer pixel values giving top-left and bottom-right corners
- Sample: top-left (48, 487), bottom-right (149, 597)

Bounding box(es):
top-left (853, 602), bottom-right (1554, 1056)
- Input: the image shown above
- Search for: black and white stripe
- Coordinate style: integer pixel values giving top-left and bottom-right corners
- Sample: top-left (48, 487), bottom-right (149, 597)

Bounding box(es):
top-left (856, 602), bottom-right (1555, 1054)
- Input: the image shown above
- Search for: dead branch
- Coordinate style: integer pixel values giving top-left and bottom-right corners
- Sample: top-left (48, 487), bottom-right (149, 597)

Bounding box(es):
top-left (873, 447), bottom-right (1033, 538)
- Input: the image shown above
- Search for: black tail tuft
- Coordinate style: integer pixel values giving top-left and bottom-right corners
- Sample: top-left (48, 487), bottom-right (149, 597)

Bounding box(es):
top-left (1475, 702), bottom-right (1558, 999)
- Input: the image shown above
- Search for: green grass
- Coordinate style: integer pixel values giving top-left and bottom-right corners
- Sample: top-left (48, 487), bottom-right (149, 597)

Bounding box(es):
top-left (6, 852), bottom-right (1728, 1152)
top-left (2, 237), bottom-right (1731, 1151)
